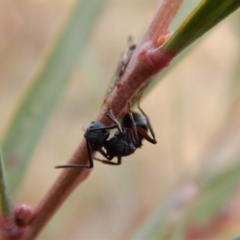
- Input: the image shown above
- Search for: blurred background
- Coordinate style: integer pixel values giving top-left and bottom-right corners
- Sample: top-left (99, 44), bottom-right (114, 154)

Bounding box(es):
top-left (0, 0), bottom-right (240, 239)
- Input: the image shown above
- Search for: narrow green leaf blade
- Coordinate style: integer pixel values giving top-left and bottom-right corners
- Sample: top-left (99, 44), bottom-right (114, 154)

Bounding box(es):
top-left (163, 0), bottom-right (240, 54)
top-left (0, 146), bottom-right (12, 217)
top-left (1, 0), bottom-right (108, 194)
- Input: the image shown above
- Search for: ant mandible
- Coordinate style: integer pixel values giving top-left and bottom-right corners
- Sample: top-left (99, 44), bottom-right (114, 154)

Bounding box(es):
top-left (55, 102), bottom-right (157, 169)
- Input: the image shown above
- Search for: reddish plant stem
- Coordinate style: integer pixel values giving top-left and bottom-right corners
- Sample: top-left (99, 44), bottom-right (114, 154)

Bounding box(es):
top-left (98, 0), bottom-right (182, 122)
top-left (142, 0), bottom-right (183, 43)
top-left (23, 141), bottom-right (90, 240)
top-left (1, 214), bottom-right (24, 240)
top-left (22, 0), bottom-right (182, 239)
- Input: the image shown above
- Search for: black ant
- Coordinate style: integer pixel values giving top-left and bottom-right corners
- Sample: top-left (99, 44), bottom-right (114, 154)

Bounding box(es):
top-left (55, 103), bottom-right (157, 169)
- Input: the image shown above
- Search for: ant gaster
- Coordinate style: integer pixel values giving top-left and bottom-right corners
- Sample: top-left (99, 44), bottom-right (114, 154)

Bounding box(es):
top-left (55, 103), bottom-right (157, 169)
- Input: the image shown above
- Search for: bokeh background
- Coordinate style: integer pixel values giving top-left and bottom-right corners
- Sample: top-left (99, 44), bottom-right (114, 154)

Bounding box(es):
top-left (0, 0), bottom-right (240, 239)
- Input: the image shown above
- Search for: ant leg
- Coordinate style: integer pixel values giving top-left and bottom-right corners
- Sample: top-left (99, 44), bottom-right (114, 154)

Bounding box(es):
top-left (127, 103), bottom-right (140, 146)
top-left (136, 127), bottom-right (157, 144)
top-left (84, 108), bottom-right (121, 133)
top-left (87, 109), bottom-right (121, 133)
top-left (86, 108), bottom-right (121, 133)
top-left (137, 102), bottom-right (157, 144)
top-left (55, 140), bottom-right (94, 169)
top-left (94, 154), bottom-right (122, 166)
top-left (107, 108), bottom-right (123, 133)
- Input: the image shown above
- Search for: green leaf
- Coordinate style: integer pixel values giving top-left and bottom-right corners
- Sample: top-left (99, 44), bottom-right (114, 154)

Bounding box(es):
top-left (163, 0), bottom-right (240, 54)
top-left (0, 146), bottom-right (12, 217)
top-left (1, 0), bottom-right (108, 195)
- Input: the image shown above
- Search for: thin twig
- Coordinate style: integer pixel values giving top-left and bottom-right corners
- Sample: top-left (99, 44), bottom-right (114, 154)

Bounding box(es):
top-left (23, 142), bottom-right (90, 240)
top-left (23, 0), bottom-right (183, 239)
top-left (142, 0), bottom-right (183, 43)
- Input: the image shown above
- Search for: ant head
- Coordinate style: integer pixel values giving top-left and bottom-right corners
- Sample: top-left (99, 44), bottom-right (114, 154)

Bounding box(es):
top-left (84, 121), bottom-right (110, 151)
